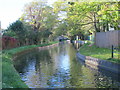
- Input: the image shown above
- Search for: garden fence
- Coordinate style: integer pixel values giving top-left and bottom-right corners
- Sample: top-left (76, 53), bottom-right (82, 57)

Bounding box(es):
top-left (95, 30), bottom-right (120, 48)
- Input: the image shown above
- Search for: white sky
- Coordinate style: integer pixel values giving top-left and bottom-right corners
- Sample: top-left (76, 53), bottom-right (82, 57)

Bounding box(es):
top-left (0, 0), bottom-right (57, 29)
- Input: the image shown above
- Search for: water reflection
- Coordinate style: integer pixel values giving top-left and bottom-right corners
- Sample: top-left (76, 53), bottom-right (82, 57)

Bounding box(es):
top-left (14, 41), bottom-right (120, 88)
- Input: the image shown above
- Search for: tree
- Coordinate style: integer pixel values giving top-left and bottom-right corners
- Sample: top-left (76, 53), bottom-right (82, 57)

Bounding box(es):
top-left (7, 20), bottom-right (26, 46)
top-left (20, 0), bottom-right (59, 44)
top-left (98, 2), bottom-right (119, 30)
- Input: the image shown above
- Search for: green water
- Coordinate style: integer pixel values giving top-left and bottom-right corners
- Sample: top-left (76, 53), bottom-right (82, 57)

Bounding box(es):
top-left (14, 42), bottom-right (120, 88)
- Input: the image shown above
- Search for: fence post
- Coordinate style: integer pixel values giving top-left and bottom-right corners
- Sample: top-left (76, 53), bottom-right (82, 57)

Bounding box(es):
top-left (112, 45), bottom-right (114, 58)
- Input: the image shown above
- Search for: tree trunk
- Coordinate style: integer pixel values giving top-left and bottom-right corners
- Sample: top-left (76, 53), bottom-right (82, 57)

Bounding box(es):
top-left (106, 21), bottom-right (109, 31)
top-left (93, 13), bottom-right (100, 32)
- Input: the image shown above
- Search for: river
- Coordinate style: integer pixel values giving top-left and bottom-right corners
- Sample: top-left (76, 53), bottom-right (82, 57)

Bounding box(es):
top-left (14, 41), bottom-right (120, 88)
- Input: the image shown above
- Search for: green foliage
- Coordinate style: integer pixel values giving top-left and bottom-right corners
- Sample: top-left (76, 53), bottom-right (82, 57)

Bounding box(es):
top-left (19, 1), bottom-right (59, 43)
top-left (9, 20), bottom-right (24, 32)
top-left (52, 21), bottom-right (67, 38)
top-left (53, 1), bottom-right (118, 38)
top-left (4, 20), bottom-right (31, 46)
top-left (97, 2), bottom-right (119, 30)
top-left (2, 54), bottom-right (28, 88)
top-left (3, 30), bottom-right (17, 38)
top-left (4, 1), bottom-right (119, 47)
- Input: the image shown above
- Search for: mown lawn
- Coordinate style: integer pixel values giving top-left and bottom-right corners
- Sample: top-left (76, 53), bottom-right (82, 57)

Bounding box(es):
top-left (79, 43), bottom-right (120, 64)
top-left (2, 41), bottom-right (58, 88)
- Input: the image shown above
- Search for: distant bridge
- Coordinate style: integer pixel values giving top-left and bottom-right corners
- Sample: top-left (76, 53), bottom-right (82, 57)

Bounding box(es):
top-left (56, 36), bottom-right (69, 42)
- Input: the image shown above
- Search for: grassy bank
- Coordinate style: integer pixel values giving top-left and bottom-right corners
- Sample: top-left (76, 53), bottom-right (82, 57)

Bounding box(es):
top-left (2, 41), bottom-right (58, 88)
top-left (79, 43), bottom-right (120, 64)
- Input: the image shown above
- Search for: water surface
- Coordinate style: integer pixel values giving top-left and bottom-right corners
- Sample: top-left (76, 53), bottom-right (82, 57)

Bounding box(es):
top-left (14, 42), bottom-right (120, 88)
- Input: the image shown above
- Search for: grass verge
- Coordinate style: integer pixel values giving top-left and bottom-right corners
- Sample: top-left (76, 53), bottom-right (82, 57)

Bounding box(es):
top-left (2, 41), bottom-right (58, 88)
top-left (79, 43), bottom-right (120, 64)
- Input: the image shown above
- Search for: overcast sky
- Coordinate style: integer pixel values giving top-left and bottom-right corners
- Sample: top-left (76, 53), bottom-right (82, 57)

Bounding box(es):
top-left (0, 0), bottom-right (57, 29)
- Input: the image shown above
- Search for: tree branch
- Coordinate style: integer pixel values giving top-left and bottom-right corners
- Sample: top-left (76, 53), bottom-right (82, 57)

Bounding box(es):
top-left (76, 22), bottom-right (98, 26)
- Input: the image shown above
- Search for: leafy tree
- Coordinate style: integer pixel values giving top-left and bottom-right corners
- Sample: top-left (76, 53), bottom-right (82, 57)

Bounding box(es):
top-left (3, 30), bottom-right (17, 38)
top-left (98, 2), bottom-right (119, 30)
top-left (20, 0), bottom-right (58, 44)
top-left (6, 20), bottom-right (26, 46)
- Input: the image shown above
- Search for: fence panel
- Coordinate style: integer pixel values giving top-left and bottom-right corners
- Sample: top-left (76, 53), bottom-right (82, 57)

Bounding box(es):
top-left (95, 30), bottom-right (120, 48)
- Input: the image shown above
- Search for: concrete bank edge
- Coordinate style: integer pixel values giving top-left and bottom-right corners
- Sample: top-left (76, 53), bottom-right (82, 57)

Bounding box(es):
top-left (76, 52), bottom-right (120, 74)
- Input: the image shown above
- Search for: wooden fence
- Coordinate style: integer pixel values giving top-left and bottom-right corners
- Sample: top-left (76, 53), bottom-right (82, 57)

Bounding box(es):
top-left (2, 36), bottom-right (18, 50)
top-left (95, 30), bottom-right (120, 48)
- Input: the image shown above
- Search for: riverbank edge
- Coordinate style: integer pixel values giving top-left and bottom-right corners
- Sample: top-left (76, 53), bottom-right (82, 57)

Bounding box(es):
top-left (2, 41), bottom-right (59, 88)
top-left (76, 52), bottom-right (120, 74)
top-left (13, 42), bottom-right (59, 60)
